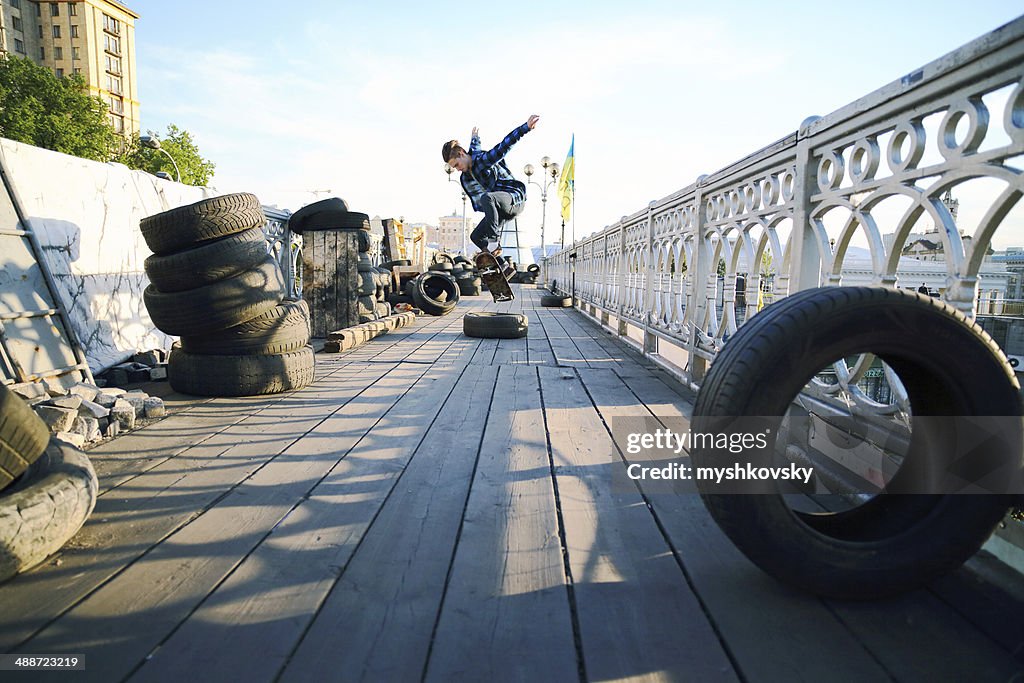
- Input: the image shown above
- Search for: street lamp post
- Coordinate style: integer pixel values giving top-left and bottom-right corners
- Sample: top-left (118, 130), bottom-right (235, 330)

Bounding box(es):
top-left (140, 135), bottom-right (181, 183)
top-left (523, 156), bottom-right (559, 256)
top-left (444, 164), bottom-right (468, 254)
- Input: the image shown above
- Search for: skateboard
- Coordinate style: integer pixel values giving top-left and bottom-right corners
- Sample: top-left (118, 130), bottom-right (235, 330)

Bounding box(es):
top-left (474, 252), bottom-right (514, 302)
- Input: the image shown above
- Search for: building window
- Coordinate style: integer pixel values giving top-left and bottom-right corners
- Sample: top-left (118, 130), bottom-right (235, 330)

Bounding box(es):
top-left (53, 46), bottom-right (62, 60)
top-left (35, 3), bottom-right (41, 17)
top-left (52, 25), bottom-right (61, 38)
top-left (108, 114), bottom-right (124, 134)
top-left (72, 46), bottom-right (80, 60)
top-left (103, 14), bottom-right (120, 35)
top-left (10, 0), bottom-right (20, 9)
top-left (38, 24), bottom-right (43, 38)
top-left (14, 38), bottom-right (25, 54)
top-left (69, 3), bottom-right (77, 16)
top-left (73, 67), bottom-right (81, 74)
top-left (105, 55), bottom-right (121, 74)
top-left (39, 47), bottom-right (45, 60)
top-left (106, 74), bottom-right (122, 94)
top-left (56, 68), bottom-right (64, 78)
top-left (70, 25), bottom-right (79, 38)
top-left (104, 34), bottom-right (120, 54)
top-left (50, 3), bottom-right (59, 17)
top-left (12, 16), bottom-right (23, 32)
top-left (109, 96), bottom-right (123, 114)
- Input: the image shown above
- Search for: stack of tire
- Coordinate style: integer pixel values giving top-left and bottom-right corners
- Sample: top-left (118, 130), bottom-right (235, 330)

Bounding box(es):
top-left (289, 198), bottom-right (390, 325)
top-left (450, 255), bottom-right (483, 297)
top-left (141, 193), bottom-right (315, 397)
top-left (0, 384), bottom-right (97, 582)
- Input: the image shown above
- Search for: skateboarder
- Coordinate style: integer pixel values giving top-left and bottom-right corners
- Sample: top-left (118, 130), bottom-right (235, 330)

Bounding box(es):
top-left (442, 115), bottom-right (540, 277)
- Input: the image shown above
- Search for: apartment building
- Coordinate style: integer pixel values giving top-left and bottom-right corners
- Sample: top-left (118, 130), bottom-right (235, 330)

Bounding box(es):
top-left (0, 0), bottom-right (139, 138)
top-left (437, 212), bottom-right (467, 254)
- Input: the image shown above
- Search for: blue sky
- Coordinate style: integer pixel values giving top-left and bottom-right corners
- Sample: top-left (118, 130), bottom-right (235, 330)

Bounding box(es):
top-left (130, 1), bottom-right (1023, 249)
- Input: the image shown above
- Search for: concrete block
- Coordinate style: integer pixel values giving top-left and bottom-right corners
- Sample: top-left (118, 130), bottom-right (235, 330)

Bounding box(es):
top-left (49, 395), bottom-right (84, 411)
top-left (55, 431), bottom-right (85, 448)
top-left (72, 415), bottom-right (101, 442)
top-left (107, 368), bottom-right (129, 387)
top-left (68, 383), bottom-right (100, 402)
top-left (103, 420), bottom-right (120, 438)
top-left (111, 399), bottom-right (136, 431)
top-left (149, 366), bottom-right (168, 381)
top-left (100, 387), bottom-right (127, 397)
top-left (42, 377), bottom-right (67, 397)
top-left (94, 393), bottom-right (119, 409)
top-left (143, 397), bottom-right (166, 418)
top-left (132, 350), bottom-right (162, 366)
top-left (77, 399), bottom-right (110, 419)
top-left (122, 395), bottom-right (146, 419)
top-left (35, 405), bottom-right (77, 433)
top-left (10, 382), bottom-right (47, 400)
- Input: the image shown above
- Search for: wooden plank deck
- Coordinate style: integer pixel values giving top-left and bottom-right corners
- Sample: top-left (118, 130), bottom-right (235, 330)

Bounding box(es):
top-left (2, 285), bottom-right (1022, 682)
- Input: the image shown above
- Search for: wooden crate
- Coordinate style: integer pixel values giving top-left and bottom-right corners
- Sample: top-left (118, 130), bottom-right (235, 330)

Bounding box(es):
top-left (301, 230), bottom-right (360, 338)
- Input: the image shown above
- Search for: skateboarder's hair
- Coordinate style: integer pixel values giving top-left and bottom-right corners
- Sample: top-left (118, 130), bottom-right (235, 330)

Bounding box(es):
top-left (442, 140), bottom-right (464, 163)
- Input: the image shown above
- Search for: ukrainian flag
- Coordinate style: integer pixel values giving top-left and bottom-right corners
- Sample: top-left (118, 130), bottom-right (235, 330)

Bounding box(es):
top-left (558, 135), bottom-right (574, 223)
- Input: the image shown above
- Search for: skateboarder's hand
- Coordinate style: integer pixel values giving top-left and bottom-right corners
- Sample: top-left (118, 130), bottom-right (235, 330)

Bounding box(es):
top-left (527, 115), bottom-right (540, 129)
top-left (471, 126), bottom-right (479, 138)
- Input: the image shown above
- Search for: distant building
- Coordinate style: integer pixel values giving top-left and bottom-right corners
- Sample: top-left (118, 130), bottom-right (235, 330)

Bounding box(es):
top-left (0, 0), bottom-right (140, 138)
top-left (437, 212), bottom-right (466, 254)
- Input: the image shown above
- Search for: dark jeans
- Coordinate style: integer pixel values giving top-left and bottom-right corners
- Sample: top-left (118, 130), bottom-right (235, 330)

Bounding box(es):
top-left (470, 192), bottom-right (524, 251)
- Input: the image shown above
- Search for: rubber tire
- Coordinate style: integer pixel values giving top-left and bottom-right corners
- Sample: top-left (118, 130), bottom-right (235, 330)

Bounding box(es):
top-left (144, 227), bottom-right (268, 293)
top-left (429, 262), bottom-right (453, 272)
top-left (690, 286), bottom-right (1020, 600)
top-left (527, 264), bottom-right (540, 274)
top-left (541, 294), bottom-right (572, 307)
top-left (453, 255), bottom-right (472, 265)
top-left (290, 210), bottom-right (370, 234)
top-left (287, 197), bottom-right (350, 234)
top-left (179, 300), bottom-right (310, 356)
top-left (411, 272), bottom-right (459, 316)
top-left (433, 253), bottom-right (455, 265)
top-left (387, 293), bottom-right (413, 306)
top-left (0, 384), bottom-right (50, 491)
top-left (356, 229), bottom-right (372, 253)
top-left (358, 271), bottom-right (376, 297)
top-left (357, 295), bottom-right (376, 318)
top-left (169, 346), bottom-right (315, 397)
top-left (0, 438), bottom-right (98, 582)
top-left (464, 312), bottom-right (528, 339)
top-left (144, 255), bottom-right (286, 336)
top-left (140, 193), bottom-right (265, 256)
top-left (382, 259), bottom-right (412, 268)
top-left (457, 277), bottom-right (483, 297)
top-left (357, 253), bottom-right (374, 272)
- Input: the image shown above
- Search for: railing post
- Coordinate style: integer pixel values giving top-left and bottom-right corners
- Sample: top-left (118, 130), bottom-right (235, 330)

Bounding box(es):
top-left (642, 201), bottom-right (658, 354)
top-left (616, 219), bottom-right (627, 337)
top-left (687, 177), bottom-right (709, 382)
top-left (790, 117), bottom-right (823, 294)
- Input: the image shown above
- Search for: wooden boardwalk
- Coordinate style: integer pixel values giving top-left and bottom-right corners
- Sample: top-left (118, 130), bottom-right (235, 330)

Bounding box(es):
top-left (2, 285), bottom-right (1022, 682)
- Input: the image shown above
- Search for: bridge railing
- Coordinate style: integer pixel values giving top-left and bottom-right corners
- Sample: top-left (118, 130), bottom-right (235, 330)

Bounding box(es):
top-left (545, 15), bottom-right (1024, 390)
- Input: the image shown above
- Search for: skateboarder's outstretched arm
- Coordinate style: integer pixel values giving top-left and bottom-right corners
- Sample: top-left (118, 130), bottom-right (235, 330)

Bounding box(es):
top-left (473, 115), bottom-right (540, 173)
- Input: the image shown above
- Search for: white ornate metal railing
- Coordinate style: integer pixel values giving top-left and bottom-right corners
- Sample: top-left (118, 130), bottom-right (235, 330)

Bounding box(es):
top-left (545, 15), bottom-right (1024, 394)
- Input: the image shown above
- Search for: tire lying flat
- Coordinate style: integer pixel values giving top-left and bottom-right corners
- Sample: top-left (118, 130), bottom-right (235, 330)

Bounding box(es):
top-left (144, 255), bottom-right (286, 336)
top-left (0, 438), bottom-right (98, 582)
top-left (540, 294), bottom-right (572, 307)
top-left (144, 226), bottom-right (269, 293)
top-left (690, 286), bottom-right (1020, 599)
top-left (179, 300), bottom-right (311, 356)
top-left (0, 384), bottom-right (50, 491)
top-left (463, 312), bottom-right (528, 339)
top-left (169, 345), bottom-right (315, 397)
top-left (140, 192), bottom-right (265, 255)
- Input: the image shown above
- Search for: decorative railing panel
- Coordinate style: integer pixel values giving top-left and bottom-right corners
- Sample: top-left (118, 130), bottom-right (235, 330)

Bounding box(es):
top-left (545, 15), bottom-right (1024, 392)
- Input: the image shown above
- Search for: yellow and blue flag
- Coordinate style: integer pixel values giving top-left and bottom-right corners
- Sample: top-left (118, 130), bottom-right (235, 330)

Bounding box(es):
top-left (558, 135), bottom-right (574, 223)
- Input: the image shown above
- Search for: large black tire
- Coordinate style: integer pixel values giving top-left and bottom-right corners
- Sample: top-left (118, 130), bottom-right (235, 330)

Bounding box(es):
top-left (0, 385), bottom-right (50, 491)
top-left (457, 277), bottom-right (483, 297)
top-left (356, 229), bottom-right (372, 253)
top-left (527, 264), bottom-right (540, 274)
top-left (0, 438), bottom-right (98, 582)
top-left (358, 271), bottom-right (376, 297)
top-left (463, 312), bottom-right (528, 339)
top-left (290, 210), bottom-right (370, 234)
top-left (144, 227), bottom-right (268, 293)
top-left (140, 193), bottom-right (265, 255)
top-left (428, 262), bottom-right (453, 273)
top-left (433, 252), bottom-right (455, 265)
top-left (382, 259), bottom-right (411, 268)
top-left (357, 253), bottom-right (374, 272)
top-left (453, 255), bottom-right (472, 265)
top-left (179, 300), bottom-right (310, 356)
top-left (169, 346), bottom-right (315, 397)
top-left (691, 286), bottom-right (1020, 599)
top-left (144, 255), bottom-right (286, 336)
top-left (411, 272), bottom-right (459, 316)
top-left (287, 197), bottom-right (350, 234)
top-left (540, 294), bottom-right (572, 307)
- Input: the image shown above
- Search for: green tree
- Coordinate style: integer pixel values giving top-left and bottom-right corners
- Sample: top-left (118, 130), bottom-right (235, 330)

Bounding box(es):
top-left (0, 55), bottom-right (117, 160)
top-left (116, 124), bottom-right (216, 186)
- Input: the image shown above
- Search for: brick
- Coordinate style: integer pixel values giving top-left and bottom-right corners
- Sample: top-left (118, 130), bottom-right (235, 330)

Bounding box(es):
top-left (111, 399), bottom-right (136, 431)
top-left (122, 395), bottom-right (146, 419)
top-left (10, 382), bottom-right (47, 401)
top-left (77, 399), bottom-right (109, 419)
top-left (68, 383), bottom-right (100, 402)
top-left (35, 405), bottom-right (77, 433)
top-left (49, 395), bottom-right (84, 411)
top-left (143, 397), bottom-right (166, 418)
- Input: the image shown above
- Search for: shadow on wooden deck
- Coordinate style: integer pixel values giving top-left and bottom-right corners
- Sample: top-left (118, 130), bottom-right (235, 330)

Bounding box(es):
top-left (1, 286), bottom-right (1022, 682)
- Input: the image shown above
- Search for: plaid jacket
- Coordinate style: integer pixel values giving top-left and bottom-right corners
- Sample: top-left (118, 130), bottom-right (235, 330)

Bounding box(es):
top-left (459, 122), bottom-right (531, 212)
